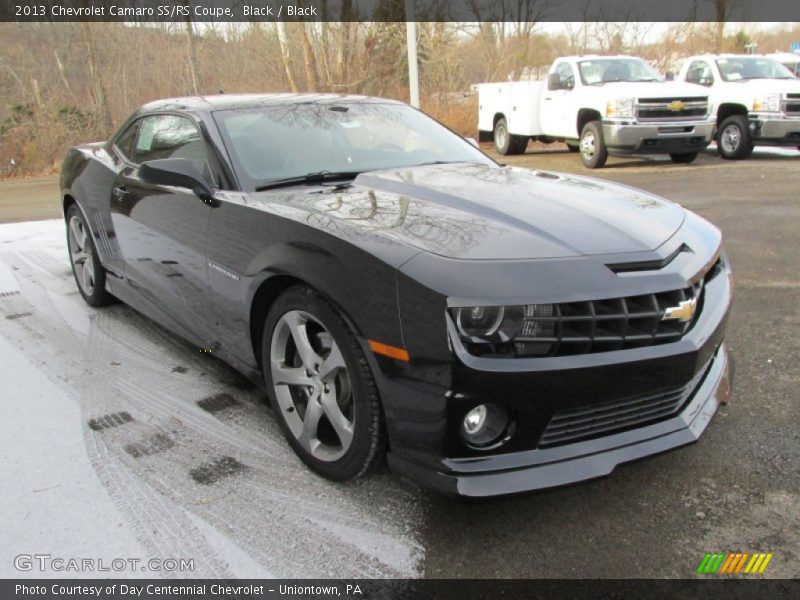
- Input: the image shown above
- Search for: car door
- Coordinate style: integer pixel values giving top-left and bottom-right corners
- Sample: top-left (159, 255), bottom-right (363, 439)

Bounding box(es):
top-left (541, 61), bottom-right (578, 139)
top-left (109, 113), bottom-right (215, 344)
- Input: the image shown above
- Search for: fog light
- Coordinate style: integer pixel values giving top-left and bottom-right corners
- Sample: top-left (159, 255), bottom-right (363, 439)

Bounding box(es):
top-left (461, 403), bottom-right (510, 448)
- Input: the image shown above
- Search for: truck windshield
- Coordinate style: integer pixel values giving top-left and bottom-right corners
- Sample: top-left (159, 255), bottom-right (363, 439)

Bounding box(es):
top-left (577, 59), bottom-right (662, 85)
top-left (213, 102), bottom-right (494, 191)
top-left (716, 57), bottom-right (795, 81)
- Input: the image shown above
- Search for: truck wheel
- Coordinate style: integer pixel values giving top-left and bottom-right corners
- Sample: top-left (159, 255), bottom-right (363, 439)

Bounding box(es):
top-left (494, 118), bottom-right (512, 155)
top-left (579, 122), bottom-right (608, 169)
top-left (566, 143), bottom-right (580, 153)
top-left (669, 152), bottom-right (699, 164)
top-left (511, 135), bottom-right (529, 154)
top-left (717, 115), bottom-right (753, 160)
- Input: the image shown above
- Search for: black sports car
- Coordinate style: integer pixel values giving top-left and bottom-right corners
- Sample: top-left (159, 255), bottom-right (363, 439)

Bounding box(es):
top-left (60, 94), bottom-right (732, 497)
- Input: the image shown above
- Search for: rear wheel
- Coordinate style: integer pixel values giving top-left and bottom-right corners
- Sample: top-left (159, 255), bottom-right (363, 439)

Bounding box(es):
top-left (669, 152), bottom-right (699, 164)
top-left (717, 115), bottom-right (753, 160)
top-left (511, 135), bottom-right (529, 154)
top-left (66, 204), bottom-right (112, 307)
top-left (262, 286), bottom-right (385, 481)
top-left (579, 121), bottom-right (608, 169)
top-left (493, 118), bottom-right (511, 155)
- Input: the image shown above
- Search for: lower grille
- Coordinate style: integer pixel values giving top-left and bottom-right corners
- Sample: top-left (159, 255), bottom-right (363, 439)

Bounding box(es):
top-left (783, 95), bottom-right (800, 117)
top-left (538, 358), bottom-right (712, 448)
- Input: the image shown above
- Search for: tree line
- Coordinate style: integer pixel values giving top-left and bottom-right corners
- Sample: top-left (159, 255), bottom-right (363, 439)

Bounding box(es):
top-left (1, 20), bottom-right (798, 176)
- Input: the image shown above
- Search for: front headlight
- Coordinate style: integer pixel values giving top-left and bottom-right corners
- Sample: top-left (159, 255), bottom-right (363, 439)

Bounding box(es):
top-left (452, 304), bottom-right (555, 355)
top-left (606, 97), bottom-right (635, 118)
top-left (753, 93), bottom-right (781, 113)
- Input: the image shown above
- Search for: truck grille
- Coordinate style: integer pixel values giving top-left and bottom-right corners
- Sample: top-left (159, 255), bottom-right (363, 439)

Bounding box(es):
top-left (783, 94), bottom-right (800, 117)
top-left (538, 357), bottom-right (712, 448)
top-left (636, 97), bottom-right (708, 121)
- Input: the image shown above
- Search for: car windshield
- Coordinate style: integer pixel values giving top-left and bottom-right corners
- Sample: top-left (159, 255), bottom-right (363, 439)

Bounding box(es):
top-left (577, 58), bottom-right (662, 85)
top-left (212, 102), bottom-right (493, 190)
top-left (716, 57), bottom-right (795, 81)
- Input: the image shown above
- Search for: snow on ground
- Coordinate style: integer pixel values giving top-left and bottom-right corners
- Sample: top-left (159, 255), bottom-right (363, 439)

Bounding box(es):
top-left (0, 220), bottom-right (424, 578)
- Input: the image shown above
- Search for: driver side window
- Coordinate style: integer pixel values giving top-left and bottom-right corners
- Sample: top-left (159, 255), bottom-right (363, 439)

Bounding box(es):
top-left (552, 62), bottom-right (575, 90)
top-left (132, 114), bottom-right (211, 180)
top-left (686, 61), bottom-right (714, 86)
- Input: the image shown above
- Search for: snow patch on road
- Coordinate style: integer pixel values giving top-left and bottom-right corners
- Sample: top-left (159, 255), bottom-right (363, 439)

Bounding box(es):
top-left (0, 219), bottom-right (425, 578)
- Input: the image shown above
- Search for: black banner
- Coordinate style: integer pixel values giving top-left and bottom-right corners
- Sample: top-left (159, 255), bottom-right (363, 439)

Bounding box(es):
top-left (3, 579), bottom-right (800, 600)
top-left (2, 0), bottom-right (800, 22)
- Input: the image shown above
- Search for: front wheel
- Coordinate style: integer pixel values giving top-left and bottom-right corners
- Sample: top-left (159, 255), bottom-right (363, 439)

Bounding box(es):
top-left (717, 115), bottom-right (753, 160)
top-left (263, 286), bottom-right (385, 481)
top-left (669, 152), bottom-right (699, 164)
top-left (579, 121), bottom-right (608, 169)
top-left (66, 204), bottom-right (113, 307)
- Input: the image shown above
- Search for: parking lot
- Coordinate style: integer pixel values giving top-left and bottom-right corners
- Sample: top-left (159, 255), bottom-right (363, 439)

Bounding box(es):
top-left (1, 146), bottom-right (798, 578)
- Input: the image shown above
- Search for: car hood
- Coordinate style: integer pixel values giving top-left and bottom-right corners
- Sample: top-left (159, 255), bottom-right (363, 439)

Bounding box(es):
top-left (253, 163), bottom-right (686, 261)
top-left (735, 78), bottom-right (800, 93)
top-left (600, 81), bottom-right (710, 100)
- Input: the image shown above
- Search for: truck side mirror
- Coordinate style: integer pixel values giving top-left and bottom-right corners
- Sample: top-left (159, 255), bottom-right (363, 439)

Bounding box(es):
top-left (547, 73), bottom-right (562, 90)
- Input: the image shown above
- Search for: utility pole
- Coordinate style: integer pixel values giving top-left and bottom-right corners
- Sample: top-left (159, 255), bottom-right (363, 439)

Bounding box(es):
top-left (405, 0), bottom-right (420, 108)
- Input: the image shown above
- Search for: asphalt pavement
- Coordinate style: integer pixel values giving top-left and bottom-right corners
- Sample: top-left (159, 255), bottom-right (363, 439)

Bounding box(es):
top-left (0, 145), bottom-right (798, 578)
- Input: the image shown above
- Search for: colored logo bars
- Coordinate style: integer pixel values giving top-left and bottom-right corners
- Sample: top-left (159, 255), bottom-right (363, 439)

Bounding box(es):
top-left (696, 552), bottom-right (773, 574)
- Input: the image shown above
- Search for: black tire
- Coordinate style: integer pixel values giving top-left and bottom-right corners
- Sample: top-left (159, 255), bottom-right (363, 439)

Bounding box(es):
top-left (494, 117), bottom-right (512, 155)
top-left (262, 285), bottom-right (385, 482)
top-left (669, 152), bottom-right (699, 164)
top-left (511, 135), bottom-right (529, 154)
top-left (579, 121), bottom-right (608, 169)
top-left (66, 204), bottom-right (113, 307)
top-left (717, 115), bottom-right (753, 160)
top-left (566, 142), bottom-right (580, 153)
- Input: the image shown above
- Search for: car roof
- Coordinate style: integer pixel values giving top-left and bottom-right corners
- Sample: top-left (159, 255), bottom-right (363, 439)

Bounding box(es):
top-left (139, 93), bottom-right (405, 113)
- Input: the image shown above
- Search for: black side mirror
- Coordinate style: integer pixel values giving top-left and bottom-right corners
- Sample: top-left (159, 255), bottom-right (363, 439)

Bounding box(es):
top-left (139, 158), bottom-right (214, 202)
top-left (665, 71), bottom-right (675, 81)
top-left (547, 73), bottom-right (562, 90)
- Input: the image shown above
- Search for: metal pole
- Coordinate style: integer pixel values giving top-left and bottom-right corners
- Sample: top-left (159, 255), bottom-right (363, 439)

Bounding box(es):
top-left (405, 0), bottom-right (420, 108)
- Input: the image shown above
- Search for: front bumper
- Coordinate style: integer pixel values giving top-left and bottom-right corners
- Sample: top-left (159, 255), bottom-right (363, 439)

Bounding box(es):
top-left (749, 113), bottom-right (800, 146)
top-left (389, 343), bottom-right (729, 497)
top-left (602, 119), bottom-right (715, 154)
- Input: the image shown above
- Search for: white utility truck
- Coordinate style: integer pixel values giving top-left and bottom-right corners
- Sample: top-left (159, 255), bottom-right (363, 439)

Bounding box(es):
top-left (476, 55), bottom-right (716, 168)
top-left (678, 54), bottom-right (800, 159)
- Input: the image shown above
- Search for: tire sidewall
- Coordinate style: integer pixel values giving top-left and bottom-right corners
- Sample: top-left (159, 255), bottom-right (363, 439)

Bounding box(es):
top-left (66, 204), bottom-right (108, 307)
top-left (580, 121), bottom-right (608, 169)
top-left (717, 115), bottom-right (753, 160)
top-left (262, 286), bottom-right (381, 481)
top-left (494, 118), bottom-right (511, 155)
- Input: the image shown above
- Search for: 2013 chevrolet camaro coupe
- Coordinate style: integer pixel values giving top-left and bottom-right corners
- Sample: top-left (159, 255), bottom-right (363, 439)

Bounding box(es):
top-left (61, 94), bottom-right (732, 497)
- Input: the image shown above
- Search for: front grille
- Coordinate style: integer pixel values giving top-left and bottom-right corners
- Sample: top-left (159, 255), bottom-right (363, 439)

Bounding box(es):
top-left (636, 97), bottom-right (708, 121)
top-left (783, 94), bottom-right (800, 116)
top-left (538, 358), bottom-right (712, 448)
top-left (510, 278), bottom-right (705, 357)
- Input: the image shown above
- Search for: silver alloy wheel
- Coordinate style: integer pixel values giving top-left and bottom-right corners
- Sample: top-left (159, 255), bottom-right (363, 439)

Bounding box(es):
top-left (580, 131), bottom-right (596, 159)
top-left (68, 215), bottom-right (95, 296)
top-left (720, 124), bottom-right (741, 154)
top-left (495, 123), bottom-right (507, 150)
top-left (270, 310), bottom-right (354, 462)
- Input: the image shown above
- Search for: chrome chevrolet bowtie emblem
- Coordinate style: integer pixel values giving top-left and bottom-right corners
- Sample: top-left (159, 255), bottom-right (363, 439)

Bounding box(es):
top-left (668, 100), bottom-right (685, 111)
top-left (662, 297), bottom-right (698, 322)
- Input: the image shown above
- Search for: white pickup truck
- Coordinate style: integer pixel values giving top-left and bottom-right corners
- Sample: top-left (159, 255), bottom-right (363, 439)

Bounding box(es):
top-left (476, 55), bottom-right (716, 168)
top-left (678, 54), bottom-right (800, 159)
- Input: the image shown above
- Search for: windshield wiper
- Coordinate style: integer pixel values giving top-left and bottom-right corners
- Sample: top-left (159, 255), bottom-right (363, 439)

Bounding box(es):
top-left (255, 170), bottom-right (364, 191)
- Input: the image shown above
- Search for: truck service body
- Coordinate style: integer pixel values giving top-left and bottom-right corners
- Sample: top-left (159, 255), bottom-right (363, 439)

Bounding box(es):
top-left (477, 55), bottom-right (716, 168)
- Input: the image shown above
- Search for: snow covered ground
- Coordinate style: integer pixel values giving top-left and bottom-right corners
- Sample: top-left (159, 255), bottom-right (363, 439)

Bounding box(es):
top-left (0, 220), bottom-right (424, 579)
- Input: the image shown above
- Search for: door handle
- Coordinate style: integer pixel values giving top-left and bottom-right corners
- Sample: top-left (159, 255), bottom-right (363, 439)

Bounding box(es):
top-left (112, 186), bottom-right (128, 200)
top-left (544, 97), bottom-right (552, 101)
